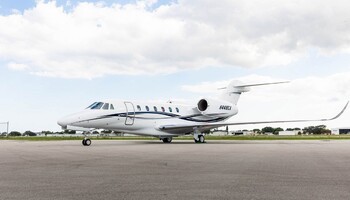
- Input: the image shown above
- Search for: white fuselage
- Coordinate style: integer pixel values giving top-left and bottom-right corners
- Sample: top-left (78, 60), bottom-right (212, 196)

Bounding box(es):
top-left (58, 100), bottom-right (238, 137)
top-left (57, 80), bottom-right (347, 142)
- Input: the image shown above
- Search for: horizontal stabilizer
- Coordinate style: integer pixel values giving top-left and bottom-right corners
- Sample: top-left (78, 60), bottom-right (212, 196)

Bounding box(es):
top-left (234, 81), bottom-right (289, 88)
top-left (218, 81), bottom-right (289, 90)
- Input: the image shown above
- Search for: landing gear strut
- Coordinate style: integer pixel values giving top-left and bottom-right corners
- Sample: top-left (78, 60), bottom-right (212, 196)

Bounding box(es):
top-left (162, 137), bottom-right (172, 143)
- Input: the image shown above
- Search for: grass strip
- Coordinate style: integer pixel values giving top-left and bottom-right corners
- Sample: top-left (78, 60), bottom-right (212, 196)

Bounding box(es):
top-left (1, 135), bottom-right (350, 141)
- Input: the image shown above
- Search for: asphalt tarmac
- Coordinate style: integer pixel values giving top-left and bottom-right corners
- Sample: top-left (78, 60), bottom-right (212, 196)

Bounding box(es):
top-left (1, 140), bottom-right (350, 200)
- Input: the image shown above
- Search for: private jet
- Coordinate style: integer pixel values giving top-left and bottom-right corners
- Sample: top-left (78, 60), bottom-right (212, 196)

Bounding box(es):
top-left (57, 80), bottom-right (348, 146)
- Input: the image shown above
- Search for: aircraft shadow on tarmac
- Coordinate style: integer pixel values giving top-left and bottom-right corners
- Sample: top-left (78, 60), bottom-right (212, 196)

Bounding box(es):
top-left (78, 140), bottom-right (333, 146)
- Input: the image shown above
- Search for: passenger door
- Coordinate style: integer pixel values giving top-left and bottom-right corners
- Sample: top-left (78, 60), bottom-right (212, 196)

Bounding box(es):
top-left (124, 102), bottom-right (135, 125)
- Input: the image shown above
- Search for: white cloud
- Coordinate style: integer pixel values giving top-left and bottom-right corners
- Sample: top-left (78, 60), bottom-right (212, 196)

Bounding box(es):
top-left (1, 1), bottom-right (350, 78)
top-left (181, 73), bottom-right (350, 129)
top-left (7, 62), bottom-right (29, 71)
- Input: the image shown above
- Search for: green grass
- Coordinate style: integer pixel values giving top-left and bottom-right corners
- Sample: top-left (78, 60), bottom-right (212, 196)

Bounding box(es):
top-left (1, 135), bottom-right (350, 141)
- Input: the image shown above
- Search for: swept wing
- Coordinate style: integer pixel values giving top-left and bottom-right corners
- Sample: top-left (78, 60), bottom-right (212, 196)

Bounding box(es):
top-left (157, 101), bottom-right (349, 133)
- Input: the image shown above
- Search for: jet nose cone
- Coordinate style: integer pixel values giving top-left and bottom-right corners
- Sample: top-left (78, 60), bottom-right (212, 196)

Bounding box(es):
top-left (57, 118), bottom-right (69, 129)
top-left (58, 111), bottom-right (87, 129)
top-left (57, 119), bottom-right (64, 126)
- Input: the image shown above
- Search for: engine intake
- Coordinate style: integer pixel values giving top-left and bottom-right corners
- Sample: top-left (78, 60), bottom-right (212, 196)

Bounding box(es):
top-left (196, 98), bottom-right (238, 116)
top-left (197, 99), bottom-right (208, 112)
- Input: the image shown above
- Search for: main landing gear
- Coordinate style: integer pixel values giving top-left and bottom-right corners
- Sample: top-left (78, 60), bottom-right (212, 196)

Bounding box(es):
top-left (193, 129), bottom-right (206, 143)
top-left (161, 137), bottom-right (172, 143)
top-left (194, 135), bottom-right (205, 143)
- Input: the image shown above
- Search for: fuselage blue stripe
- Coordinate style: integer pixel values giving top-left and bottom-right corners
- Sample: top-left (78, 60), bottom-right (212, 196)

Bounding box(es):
top-left (76, 112), bottom-right (228, 124)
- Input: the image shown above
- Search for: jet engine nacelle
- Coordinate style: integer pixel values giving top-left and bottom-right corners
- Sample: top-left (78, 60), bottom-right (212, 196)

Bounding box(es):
top-left (197, 98), bottom-right (238, 116)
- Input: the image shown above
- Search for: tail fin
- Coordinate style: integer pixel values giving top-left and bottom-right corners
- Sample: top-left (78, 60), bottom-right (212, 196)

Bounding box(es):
top-left (220, 80), bottom-right (289, 105)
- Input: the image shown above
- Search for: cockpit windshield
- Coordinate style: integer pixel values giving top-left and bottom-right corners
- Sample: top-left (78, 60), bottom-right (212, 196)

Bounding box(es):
top-left (86, 102), bottom-right (98, 109)
top-left (91, 102), bottom-right (104, 109)
top-left (86, 102), bottom-right (114, 110)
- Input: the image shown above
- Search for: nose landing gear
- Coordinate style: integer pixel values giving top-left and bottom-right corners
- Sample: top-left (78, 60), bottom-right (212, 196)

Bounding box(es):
top-left (82, 138), bottom-right (91, 146)
top-left (82, 132), bottom-right (91, 146)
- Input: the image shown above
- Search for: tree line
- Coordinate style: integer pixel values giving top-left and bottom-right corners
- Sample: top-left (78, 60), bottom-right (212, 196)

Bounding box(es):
top-left (242, 125), bottom-right (331, 135)
top-left (2, 130), bottom-right (77, 137)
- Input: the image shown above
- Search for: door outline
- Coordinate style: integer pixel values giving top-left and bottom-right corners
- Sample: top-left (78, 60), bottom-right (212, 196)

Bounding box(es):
top-left (124, 102), bottom-right (135, 125)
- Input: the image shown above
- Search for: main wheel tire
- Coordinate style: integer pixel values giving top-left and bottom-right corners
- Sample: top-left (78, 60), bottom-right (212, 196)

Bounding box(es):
top-left (82, 139), bottom-right (86, 146)
top-left (199, 135), bottom-right (205, 143)
top-left (85, 139), bottom-right (91, 146)
top-left (162, 137), bottom-right (172, 143)
top-left (194, 138), bottom-right (200, 143)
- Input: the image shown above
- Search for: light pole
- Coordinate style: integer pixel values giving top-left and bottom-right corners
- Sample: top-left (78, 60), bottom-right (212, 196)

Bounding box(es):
top-left (0, 122), bottom-right (9, 136)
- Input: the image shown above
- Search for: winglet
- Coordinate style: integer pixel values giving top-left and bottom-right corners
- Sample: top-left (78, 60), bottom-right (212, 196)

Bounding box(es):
top-left (327, 101), bottom-right (349, 120)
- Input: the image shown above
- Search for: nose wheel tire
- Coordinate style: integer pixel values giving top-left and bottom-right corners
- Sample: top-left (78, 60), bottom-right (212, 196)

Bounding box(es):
top-left (82, 139), bottom-right (91, 146)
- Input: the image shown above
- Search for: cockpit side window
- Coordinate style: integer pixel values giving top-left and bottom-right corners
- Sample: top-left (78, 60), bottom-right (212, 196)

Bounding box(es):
top-left (91, 102), bottom-right (104, 109)
top-left (102, 103), bottom-right (109, 110)
top-left (110, 104), bottom-right (114, 110)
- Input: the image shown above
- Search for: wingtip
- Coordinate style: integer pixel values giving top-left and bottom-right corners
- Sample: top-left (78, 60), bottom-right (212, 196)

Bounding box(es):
top-left (330, 100), bottom-right (349, 120)
top-left (345, 100), bottom-right (349, 111)
top-left (343, 100), bottom-right (349, 112)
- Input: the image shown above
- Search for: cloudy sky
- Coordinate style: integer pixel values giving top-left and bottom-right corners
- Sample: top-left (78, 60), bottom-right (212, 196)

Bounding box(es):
top-left (0, 0), bottom-right (349, 132)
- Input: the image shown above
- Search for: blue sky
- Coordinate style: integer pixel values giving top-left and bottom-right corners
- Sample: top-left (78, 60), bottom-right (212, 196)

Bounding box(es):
top-left (0, 0), bottom-right (349, 132)
top-left (0, 0), bottom-right (173, 14)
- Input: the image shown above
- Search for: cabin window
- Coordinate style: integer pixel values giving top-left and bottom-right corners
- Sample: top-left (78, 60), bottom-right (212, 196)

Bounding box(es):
top-left (153, 106), bottom-right (158, 112)
top-left (91, 102), bottom-right (104, 109)
top-left (110, 104), bottom-right (115, 110)
top-left (176, 107), bottom-right (179, 113)
top-left (161, 107), bottom-right (165, 112)
top-left (102, 103), bottom-right (109, 110)
top-left (169, 107), bottom-right (172, 112)
top-left (145, 106), bottom-right (149, 111)
top-left (137, 105), bottom-right (141, 111)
